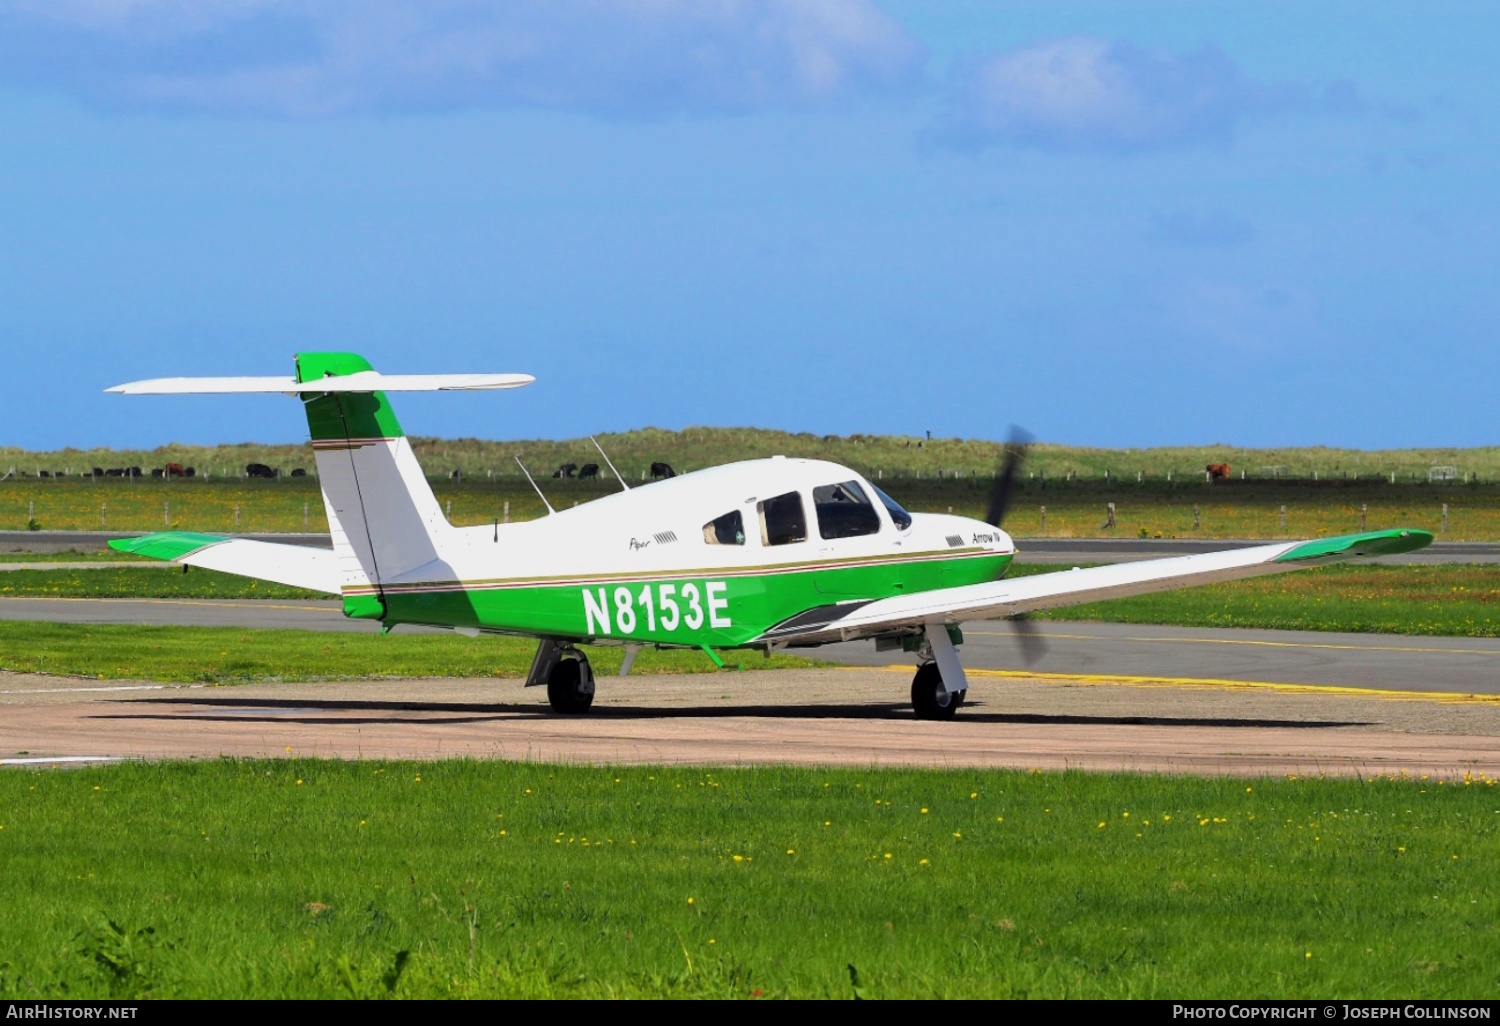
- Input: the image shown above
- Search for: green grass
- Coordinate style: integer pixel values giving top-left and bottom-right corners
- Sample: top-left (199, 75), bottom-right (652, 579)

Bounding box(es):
top-left (1012, 564), bottom-right (1500, 638)
top-left (0, 622), bottom-right (813, 683)
top-left (0, 566), bottom-right (324, 600)
top-left (2, 564), bottom-right (1495, 638)
top-left (0, 761), bottom-right (1495, 998)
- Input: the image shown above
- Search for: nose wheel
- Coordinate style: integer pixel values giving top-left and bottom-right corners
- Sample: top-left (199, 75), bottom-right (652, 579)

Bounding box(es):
top-left (547, 653), bottom-right (595, 714)
top-left (911, 662), bottom-right (963, 720)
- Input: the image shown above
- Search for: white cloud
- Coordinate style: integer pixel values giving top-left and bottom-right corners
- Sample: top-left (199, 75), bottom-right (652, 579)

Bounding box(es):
top-left (0, 0), bottom-right (924, 117)
top-left (932, 37), bottom-right (1360, 153)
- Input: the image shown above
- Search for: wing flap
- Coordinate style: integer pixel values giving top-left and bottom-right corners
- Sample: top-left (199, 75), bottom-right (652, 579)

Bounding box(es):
top-left (760, 528), bottom-right (1433, 645)
top-left (110, 533), bottom-right (341, 595)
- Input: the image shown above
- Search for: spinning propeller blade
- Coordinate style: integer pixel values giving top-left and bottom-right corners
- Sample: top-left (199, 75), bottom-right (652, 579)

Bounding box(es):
top-left (985, 427), bottom-right (1033, 528)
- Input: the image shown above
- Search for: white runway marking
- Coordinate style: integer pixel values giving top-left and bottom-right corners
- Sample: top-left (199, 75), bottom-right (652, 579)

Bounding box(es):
top-left (0, 755), bottom-right (124, 765)
top-left (0, 684), bottom-right (201, 695)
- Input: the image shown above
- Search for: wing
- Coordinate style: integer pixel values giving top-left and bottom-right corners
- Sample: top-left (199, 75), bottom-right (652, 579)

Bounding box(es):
top-left (758, 528), bottom-right (1433, 646)
top-left (109, 533), bottom-right (342, 595)
top-left (104, 372), bottom-right (534, 394)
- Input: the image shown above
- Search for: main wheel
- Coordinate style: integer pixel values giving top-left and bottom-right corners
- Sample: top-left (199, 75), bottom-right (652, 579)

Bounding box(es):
top-left (911, 663), bottom-right (963, 721)
top-left (547, 656), bottom-right (595, 714)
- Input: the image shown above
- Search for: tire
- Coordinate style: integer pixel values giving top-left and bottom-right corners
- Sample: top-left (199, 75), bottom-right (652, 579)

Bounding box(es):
top-left (911, 662), bottom-right (963, 721)
top-left (547, 657), bottom-right (595, 714)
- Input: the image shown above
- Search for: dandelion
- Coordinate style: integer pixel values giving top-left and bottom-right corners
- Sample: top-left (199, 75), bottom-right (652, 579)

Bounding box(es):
top-left (687, 898), bottom-right (694, 905)
top-left (296, 779), bottom-right (303, 785)
top-left (732, 855), bottom-right (744, 862)
top-left (786, 849), bottom-right (795, 855)
top-left (920, 808), bottom-right (929, 814)
top-left (996, 817), bottom-right (1003, 822)
top-left (970, 793), bottom-right (977, 799)
top-left (953, 832), bottom-right (962, 839)
top-left (919, 858), bottom-right (929, 865)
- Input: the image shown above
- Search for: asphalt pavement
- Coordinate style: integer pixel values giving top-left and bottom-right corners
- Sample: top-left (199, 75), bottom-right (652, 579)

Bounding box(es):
top-left (1, 596), bottom-right (1494, 696)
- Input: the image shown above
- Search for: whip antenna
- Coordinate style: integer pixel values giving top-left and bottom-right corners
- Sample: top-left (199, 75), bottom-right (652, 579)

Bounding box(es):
top-left (590, 436), bottom-right (631, 492)
top-left (514, 457), bottom-right (556, 515)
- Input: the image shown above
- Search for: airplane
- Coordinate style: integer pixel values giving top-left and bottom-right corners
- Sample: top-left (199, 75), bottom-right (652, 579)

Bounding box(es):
top-left (107, 352), bottom-right (1433, 719)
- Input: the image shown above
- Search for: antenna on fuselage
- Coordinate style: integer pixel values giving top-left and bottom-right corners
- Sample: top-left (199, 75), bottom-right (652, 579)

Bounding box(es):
top-left (590, 436), bottom-right (631, 493)
top-left (514, 457), bottom-right (556, 515)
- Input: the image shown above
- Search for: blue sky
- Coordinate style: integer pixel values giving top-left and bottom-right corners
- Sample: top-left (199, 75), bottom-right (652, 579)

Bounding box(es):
top-left (1, 1), bottom-right (1494, 450)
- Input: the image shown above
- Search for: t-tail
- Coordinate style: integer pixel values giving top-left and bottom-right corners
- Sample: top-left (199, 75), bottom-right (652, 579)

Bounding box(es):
top-left (104, 353), bottom-right (533, 615)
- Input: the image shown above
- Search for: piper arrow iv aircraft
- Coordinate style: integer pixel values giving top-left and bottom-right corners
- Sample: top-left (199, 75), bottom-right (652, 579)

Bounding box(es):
top-left (108, 353), bottom-right (1433, 719)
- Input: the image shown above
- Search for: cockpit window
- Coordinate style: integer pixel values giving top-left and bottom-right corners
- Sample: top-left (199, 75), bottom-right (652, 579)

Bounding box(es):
top-left (757, 491), bottom-right (807, 546)
top-left (703, 509), bottom-right (745, 546)
top-left (813, 480), bottom-right (882, 540)
top-left (871, 483), bottom-right (913, 530)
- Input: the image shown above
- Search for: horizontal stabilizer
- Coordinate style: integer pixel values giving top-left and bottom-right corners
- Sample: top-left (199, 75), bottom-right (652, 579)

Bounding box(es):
top-left (110, 532), bottom-right (342, 595)
top-left (105, 372), bottom-right (534, 395)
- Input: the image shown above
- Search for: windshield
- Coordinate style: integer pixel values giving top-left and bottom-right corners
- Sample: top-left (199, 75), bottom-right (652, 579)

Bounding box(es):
top-left (871, 484), bottom-right (913, 530)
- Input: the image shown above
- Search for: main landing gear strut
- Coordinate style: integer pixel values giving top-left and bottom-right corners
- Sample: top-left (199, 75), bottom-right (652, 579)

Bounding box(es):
top-left (526, 639), bottom-right (595, 714)
top-left (910, 624), bottom-right (969, 721)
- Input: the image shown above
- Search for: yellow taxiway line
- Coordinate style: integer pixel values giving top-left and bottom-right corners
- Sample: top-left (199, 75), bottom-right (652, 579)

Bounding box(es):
top-left (854, 664), bottom-right (1500, 705)
top-left (966, 628), bottom-right (1500, 657)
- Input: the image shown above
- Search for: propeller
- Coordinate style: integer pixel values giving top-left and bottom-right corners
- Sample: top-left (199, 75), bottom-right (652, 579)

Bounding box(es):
top-left (985, 427), bottom-right (1033, 528)
top-left (986, 426), bottom-right (1045, 666)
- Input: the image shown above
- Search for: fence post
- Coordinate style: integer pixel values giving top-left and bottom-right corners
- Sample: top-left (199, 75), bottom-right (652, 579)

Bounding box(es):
top-left (100, 503), bottom-right (106, 529)
top-left (234, 504), bottom-right (241, 528)
top-left (1193, 505), bottom-right (1200, 530)
top-left (163, 501), bottom-right (169, 527)
top-left (446, 500), bottom-right (452, 518)
top-left (504, 500), bottom-right (510, 524)
top-left (1105, 502), bottom-right (1116, 529)
top-left (1279, 505), bottom-right (1286, 531)
top-left (303, 502), bottom-right (309, 528)
top-left (1360, 504), bottom-right (1367, 532)
top-left (1441, 503), bottom-right (1448, 533)
top-left (28, 500), bottom-right (34, 523)
top-left (1040, 505), bottom-right (1046, 531)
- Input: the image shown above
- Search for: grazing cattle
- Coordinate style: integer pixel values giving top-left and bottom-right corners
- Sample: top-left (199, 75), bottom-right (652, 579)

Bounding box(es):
top-left (126, 467), bottom-right (143, 478)
top-left (92, 467), bottom-right (105, 478)
top-left (1206, 463), bottom-right (1231, 481)
top-left (165, 462), bottom-right (186, 478)
top-left (105, 468), bottom-right (124, 477)
top-left (184, 467), bottom-right (196, 477)
top-left (246, 463), bottom-right (277, 479)
top-left (578, 463), bottom-right (599, 480)
top-left (150, 468), bottom-right (165, 479)
top-left (552, 462), bottom-right (578, 479)
top-left (450, 469), bottom-right (463, 480)
top-left (290, 468), bottom-right (307, 478)
top-left (650, 461), bottom-right (676, 479)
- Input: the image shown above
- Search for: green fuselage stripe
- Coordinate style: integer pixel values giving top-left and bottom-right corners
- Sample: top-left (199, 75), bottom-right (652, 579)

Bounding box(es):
top-left (357, 551), bottom-right (1013, 648)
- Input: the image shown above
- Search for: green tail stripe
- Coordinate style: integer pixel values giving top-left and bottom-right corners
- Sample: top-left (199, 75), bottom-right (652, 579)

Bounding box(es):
top-left (295, 352), bottom-right (404, 441)
top-left (108, 532), bottom-right (227, 561)
top-left (1275, 528), bottom-right (1434, 563)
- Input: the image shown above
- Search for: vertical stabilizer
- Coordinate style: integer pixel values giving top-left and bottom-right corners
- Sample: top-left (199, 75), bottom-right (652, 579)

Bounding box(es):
top-left (297, 353), bottom-right (453, 600)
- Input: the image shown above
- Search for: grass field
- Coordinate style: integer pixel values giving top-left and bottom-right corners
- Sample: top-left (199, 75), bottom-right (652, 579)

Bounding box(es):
top-left (0, 563), bottom-right (1494, 639)
top-left (0, 622), bottom-right (812, 683)
top-left (1017, 564), bottom-right (1500, 638)
top-left (7, 426), bottom-right (1500, 482)
top-left (3, 475), bottom-right (1496, 540)
top-left (0, 761), bottom-right (1493, 998)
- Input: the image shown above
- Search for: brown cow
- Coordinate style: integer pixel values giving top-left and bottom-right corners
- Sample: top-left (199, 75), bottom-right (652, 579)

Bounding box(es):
top-left (1206, 463), bottom-right (1231, 481)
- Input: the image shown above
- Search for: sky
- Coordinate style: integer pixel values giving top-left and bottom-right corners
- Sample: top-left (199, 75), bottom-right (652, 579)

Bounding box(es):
top-left (0, 1), bottom-right (1495, 451)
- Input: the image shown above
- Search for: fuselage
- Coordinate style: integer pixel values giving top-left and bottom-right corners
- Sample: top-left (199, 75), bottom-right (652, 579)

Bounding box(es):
top-left (348, 457), bottom-right (1014, 648)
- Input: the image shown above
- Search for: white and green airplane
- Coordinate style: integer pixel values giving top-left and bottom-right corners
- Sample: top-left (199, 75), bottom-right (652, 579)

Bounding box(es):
top-left (108, 352), bottom-right (1433, 719)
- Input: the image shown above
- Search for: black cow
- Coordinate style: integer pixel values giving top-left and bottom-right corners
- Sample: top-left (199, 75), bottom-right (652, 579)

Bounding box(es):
top-left (246, 463), bottom-right (277, 479)
top-left (650, 461), bottom-right (676, 479)
top-left (578, 463), bottom-right (599, 480)
top-left (105, 468), bottom-right (124, 477)
top-left (150, 468), bottom-right (165, 479)
top-left (450, 469), bottom-right (463, 480)
top-left (552, 462), bottom-right (578, 479)
top-left (126, 467), bottom-right (143, 478)
top-left (92, 467), bottom-right (105, 477)
top-left (184, 467), bottom-right (196, 478)
top-left (290, 468), bottom-right (307, 478)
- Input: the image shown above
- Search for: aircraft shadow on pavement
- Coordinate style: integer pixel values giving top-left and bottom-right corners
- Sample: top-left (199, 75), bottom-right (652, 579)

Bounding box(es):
top-left (93, 695), bottom-right (1376, 730)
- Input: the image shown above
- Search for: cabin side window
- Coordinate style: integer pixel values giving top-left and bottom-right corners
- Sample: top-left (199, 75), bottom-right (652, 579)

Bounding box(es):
top-left (757, 491), bottom-right (807, 546)
top-left (703, 509), bottom-right (745, 546)
top-left (813, 480), bottom-right (882, 539)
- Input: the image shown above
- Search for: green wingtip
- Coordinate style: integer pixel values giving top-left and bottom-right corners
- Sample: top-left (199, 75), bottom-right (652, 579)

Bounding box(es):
top-left (108, 532), bottom-right (227, 562)
top-left (1275, 528), bottom-right (1435, 563)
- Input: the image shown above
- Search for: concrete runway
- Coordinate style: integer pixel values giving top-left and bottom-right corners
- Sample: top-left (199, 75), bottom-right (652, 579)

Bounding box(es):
top-left (1, 596), bottom-right (1497, 696)
top-left (5, 669), bottom-right (1500, 778)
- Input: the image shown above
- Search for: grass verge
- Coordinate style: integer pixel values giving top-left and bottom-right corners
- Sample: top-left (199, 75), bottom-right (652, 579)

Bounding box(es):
top-left (1012, 564), bottom-right (1500, 638)
top-left (0, 622), bottom-right (814, 682)
top-left (0, 761), bottom-right (1494, 998)
top-left (0, 566), bottom-right (324, 600)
